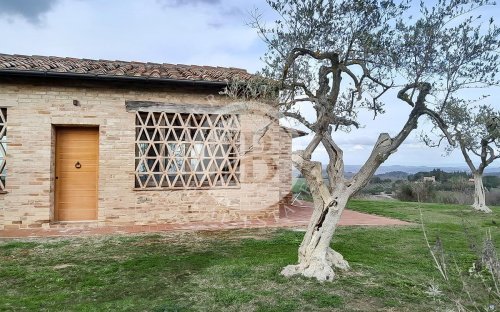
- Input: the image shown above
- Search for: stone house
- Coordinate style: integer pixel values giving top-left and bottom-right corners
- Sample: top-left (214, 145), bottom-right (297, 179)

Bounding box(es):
top-left (422, 176), bottom-right (436, 183)
top-left (0, 54), bottom-right (304, 230)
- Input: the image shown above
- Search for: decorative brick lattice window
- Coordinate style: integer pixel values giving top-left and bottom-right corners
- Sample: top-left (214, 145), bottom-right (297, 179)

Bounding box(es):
top-left (0, 108), bottom-right (6, 191)
top-left (135, 111), bottom-right (241, 189)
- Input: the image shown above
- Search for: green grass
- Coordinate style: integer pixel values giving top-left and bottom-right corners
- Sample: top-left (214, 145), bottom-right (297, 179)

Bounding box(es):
top-left (0, 201), bottom-right (499, 311)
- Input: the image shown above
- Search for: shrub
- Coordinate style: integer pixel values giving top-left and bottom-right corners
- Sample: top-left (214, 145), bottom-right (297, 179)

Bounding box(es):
top-left (486, 188), bottom-right (500, 206)
top-left (395, 182), bottom-right (436, 202)
top-left (395, 183), bottom-right (416, 201)
top-left (434, 190), bottom-right (473, 205)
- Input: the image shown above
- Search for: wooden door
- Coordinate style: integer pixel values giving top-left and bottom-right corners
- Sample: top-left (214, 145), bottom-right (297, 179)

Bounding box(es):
top-left (55, 127), bottom-right (99, 221)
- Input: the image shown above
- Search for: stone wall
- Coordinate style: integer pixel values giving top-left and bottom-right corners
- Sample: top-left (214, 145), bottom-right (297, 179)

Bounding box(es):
top-left (0, 80), bottom-right (292, 229)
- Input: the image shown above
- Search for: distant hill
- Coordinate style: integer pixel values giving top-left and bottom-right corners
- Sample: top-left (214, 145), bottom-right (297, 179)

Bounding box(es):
top-left (375, 171), bottom-right (409, 180)
top-left (292, 165), bottom-right (500, 178)
top-left (345, 165), bottom-right (500, 175)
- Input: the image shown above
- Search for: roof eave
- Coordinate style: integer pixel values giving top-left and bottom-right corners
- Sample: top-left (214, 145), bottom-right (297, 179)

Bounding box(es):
top-left (0, 69), bottom-right (230, 87)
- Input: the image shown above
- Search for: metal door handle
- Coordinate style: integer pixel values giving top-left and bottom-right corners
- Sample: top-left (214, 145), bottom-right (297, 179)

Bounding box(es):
top-left (75, 161), bottom-right (82, 169)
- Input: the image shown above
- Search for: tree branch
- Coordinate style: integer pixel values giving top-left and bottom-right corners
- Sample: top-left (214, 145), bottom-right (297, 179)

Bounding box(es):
top-left (283, 111), bottom-right (315, 130)
top-left (282, 81), bottom-right (316, 99)
top-left (397, 84), bottom-right (418, 107)
top-left (339, 64), bottom-right (361, 98)
top-left (282, 48), bottom-right (339, 86)
top-left (457, 132), bottom-right (478, 173)
top-left (321, 132), bottom-right (346, 192)
top-left (421, 108), bottom-right (454, 145)
top-left (348, 83), bottom-right (433, 194)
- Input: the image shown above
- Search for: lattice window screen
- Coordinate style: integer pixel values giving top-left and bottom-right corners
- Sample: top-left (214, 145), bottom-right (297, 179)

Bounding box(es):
top-left (0, 108), bottom-right (6, 191)
top-left (135, 111), bottom-right (241, 189)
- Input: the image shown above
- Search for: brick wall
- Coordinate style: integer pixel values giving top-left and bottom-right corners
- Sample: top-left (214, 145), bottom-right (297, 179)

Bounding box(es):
top-left (0, 80), bottom-right (291, 229)
top-left (278, 129), bottom-right (293, 213)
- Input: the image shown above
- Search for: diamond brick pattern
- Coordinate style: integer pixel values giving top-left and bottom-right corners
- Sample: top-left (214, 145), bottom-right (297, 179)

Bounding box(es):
top-left (135, 111), bottom-right (241, 189)
top-left (0, 108), bottom-right (6, 191)
top-left (0, 54), bottom-right (253, 83)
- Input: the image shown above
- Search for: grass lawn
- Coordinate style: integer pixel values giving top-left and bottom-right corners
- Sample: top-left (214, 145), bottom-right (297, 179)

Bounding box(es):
top-left (0, 201), bottom-right (499, 311)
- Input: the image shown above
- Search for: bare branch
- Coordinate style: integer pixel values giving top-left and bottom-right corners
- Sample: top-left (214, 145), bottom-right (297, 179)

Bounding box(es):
top-left (303, 132), bottom-right (323, 160)
top-left (339, 64), bottom-right (361, 97)
top-left (421, 108), bottom-right (454, 145)
top-left (282, 48), bottom-right (339, 85)
top-left (283, 111), bottom-right (315, 130)
top-left (397, 84), bottom-right (418, 107)
top-left (282, 81), bottom-right (316, 99)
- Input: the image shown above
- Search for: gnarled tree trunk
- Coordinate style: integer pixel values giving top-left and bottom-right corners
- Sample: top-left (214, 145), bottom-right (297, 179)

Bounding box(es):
top-left (281, 131), bottom-right (414, 281)
top-left (281, 189), bottom-right (350, 281)
top-left (472, 173), bottom-right (492, 213)
top-left (281, 148), bottom-right (351, 281)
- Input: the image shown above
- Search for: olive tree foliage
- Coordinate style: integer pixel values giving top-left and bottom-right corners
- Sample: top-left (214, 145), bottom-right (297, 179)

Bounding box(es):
top-left (248, 0), bottom-right (500, 282)
top-left (426, 103), bottom-right (500, 212)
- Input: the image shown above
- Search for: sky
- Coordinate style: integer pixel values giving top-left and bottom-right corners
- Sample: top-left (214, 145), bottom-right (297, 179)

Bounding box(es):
top-left (0, 0), bottom-right (499, 168)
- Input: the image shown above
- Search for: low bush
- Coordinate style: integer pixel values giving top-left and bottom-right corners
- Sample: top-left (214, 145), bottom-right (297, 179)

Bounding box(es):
top-left (394, 182), bottom-right (436, 202)
top-left (434, 190), bottom-right (473, 205)
top-left (486, 188), bottom-right (500, 206)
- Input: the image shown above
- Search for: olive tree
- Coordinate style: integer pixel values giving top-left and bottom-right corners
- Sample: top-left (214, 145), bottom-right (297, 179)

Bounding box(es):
top-left (427, 103), bottom-right (500, 212)
top-left (250, 0), bottom-right (499, 281)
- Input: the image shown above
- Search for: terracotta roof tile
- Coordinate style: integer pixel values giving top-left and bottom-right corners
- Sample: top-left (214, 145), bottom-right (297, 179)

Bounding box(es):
top-left (0, 53), bottom-right (253, 83)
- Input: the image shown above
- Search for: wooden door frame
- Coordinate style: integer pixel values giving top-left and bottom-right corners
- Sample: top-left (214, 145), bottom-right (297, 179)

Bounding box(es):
top-left (52, 125), bottom-right (100, 222)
